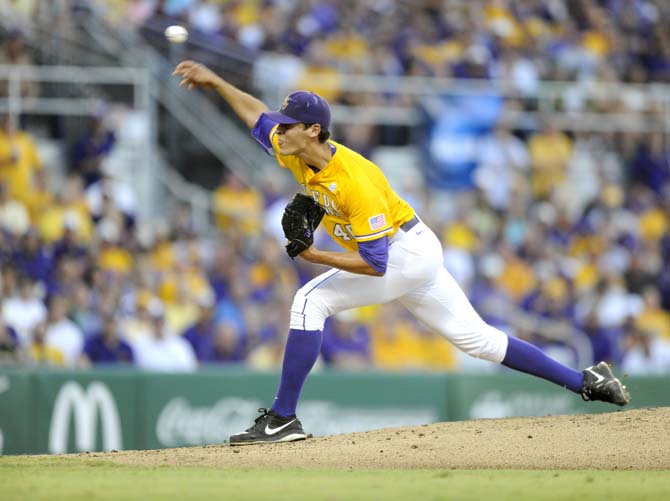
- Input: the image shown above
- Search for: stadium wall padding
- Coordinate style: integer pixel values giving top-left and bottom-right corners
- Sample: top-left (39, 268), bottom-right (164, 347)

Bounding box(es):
top-left (0, 368), bottom-right (668, 455)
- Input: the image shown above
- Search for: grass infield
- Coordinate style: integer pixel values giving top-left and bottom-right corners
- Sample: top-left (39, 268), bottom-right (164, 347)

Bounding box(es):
top-left (1, 456), bottom-right (668, 501)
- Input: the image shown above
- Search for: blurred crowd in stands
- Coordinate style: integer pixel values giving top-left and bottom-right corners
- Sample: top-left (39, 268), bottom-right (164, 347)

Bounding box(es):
top-left (106, 0), bottom-right (670, 82)
top-left (0, 0), bottom-right (668, 374)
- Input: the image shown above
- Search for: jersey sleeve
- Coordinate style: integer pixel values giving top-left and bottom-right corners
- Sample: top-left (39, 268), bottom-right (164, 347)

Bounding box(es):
top-left (251, 114), bottom-right (291, 168)
top-left (251, 113), bottom-right (279, 154)
top-left (343, 180), bottom-right (395, 242)
top-left (358, 236), bottom-right (389, 274)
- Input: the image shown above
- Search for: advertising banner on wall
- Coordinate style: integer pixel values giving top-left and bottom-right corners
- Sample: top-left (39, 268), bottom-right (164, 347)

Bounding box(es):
top-left (1, 368), bottom-right (668, 455)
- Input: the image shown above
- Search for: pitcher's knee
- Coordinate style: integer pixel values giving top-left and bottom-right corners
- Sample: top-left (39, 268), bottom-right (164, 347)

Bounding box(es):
top-left (456, 326), bottom-right (508, 363)
top-left (289, 287), bottom-right (331, 331)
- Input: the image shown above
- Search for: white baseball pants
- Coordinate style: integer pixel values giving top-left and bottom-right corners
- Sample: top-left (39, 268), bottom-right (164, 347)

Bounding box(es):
top-left (289, 220), bottom-right (509, 362)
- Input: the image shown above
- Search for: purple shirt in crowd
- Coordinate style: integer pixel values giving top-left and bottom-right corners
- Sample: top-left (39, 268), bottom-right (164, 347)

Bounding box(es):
top-left (83, 335), bottom-right (134, 364)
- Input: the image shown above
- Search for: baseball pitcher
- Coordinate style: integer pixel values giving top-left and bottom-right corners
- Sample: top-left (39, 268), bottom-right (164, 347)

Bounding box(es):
top-left (173, 61), bottom-right (630, 446)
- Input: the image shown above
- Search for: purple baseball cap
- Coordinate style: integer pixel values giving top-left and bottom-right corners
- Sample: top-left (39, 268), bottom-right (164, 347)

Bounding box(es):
top-left (265, 91), bottom-right (331, 130)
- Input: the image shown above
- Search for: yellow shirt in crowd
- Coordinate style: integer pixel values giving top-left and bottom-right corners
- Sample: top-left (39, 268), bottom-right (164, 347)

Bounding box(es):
top-left (213, 185), bottom-right (263, 235)
top-left (528, 131), bottom-right (572, 198)
top-left (29, 344), bottom-right (65, 366)
top-left (0, 129), bottom-right (42, 203)
top-left (370, 320), bottom-right (457, 370)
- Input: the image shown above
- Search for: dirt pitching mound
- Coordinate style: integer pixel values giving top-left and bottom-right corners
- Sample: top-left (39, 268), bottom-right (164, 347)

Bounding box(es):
top-left (84, 407), bottom-right (670, 470)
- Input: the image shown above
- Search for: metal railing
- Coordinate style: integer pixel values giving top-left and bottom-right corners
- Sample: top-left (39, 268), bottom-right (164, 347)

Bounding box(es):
top-left (104, 10), bottom-right (669, 134)
top-left (0, 64), bottom-right (148, 110)
top-left (74, 6), bottom-right (272, 187)
top-left (267, 74), bottom-right (670, 133)
top-left (97, 9), bottom-right (670, 134)
top-left (0, 63), bottom-right (164, 217)
top-left (0, 11), bottom-right (274, 228)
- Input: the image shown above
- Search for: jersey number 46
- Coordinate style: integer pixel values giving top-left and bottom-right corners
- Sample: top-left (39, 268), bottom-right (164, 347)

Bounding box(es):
top-left (333, 223), bottom-right (354, 241)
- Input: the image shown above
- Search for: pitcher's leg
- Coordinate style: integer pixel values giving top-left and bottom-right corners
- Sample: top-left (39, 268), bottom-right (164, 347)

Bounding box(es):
top-left (274, 263), bottom-right (432, 419)
top-left (400, 267), bottom-right (509, 362)
top-left (289, 259), bottom-right (437, 332)
top-left (277, 224), bottom-right (444, 410)
top-left (502, 335), bottom-right (583, 392)
top-left (400, 267), bottom-right (583, 391)
top-left (272, 327), bottom-right (323, 417)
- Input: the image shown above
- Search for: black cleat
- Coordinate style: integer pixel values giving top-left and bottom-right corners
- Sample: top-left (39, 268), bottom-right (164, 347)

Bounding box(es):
top-left (581, 361), bottom-right (630, 406)
top-left (229, 408), bottom-right (308, 446)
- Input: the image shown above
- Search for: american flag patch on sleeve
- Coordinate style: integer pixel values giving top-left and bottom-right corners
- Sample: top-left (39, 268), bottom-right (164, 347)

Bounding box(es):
top-left (368, 214), bottom-right (386, 230)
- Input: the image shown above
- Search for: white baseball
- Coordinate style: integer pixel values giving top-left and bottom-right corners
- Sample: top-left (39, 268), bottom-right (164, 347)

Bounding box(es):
top-left (164, 25), bottom-right (188, 44)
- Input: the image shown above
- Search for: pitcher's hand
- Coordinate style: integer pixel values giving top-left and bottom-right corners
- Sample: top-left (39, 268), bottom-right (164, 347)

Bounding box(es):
top-left (173, 60), bottom-right (219, 90)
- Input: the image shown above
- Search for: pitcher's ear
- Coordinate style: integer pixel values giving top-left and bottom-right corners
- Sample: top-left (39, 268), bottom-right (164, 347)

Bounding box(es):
top-left (304, 123), bottom-right (320, 137)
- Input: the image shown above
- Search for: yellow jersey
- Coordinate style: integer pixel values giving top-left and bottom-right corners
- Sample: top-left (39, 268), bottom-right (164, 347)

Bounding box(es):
top-left (270, 129), bottom-right (414, 252)
top-left (0, 129), bottom-right (42, 203)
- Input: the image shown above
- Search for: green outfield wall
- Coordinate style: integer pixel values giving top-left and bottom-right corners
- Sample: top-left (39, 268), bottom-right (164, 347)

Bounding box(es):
top-left (0, 368), bottom-right (668, 455)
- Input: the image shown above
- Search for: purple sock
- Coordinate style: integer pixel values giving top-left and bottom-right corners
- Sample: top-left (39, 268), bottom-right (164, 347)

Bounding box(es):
top-left (271, 328), bottom-right (322, 417)
top-left (502, 335), bottom-right (584, 393)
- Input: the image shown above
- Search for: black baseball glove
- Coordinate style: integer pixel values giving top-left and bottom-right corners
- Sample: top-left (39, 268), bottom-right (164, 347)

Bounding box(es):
top-left (281, 193), bottom-right (325, 259)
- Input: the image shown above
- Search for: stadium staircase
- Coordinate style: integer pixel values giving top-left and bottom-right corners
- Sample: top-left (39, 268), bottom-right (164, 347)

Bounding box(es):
top-left (0, 5), bottom-right (276, 230)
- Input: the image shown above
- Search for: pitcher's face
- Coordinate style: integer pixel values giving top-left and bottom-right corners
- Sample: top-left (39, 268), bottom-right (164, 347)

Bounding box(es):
top-left (276, 123), bottom-right (319, 156)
